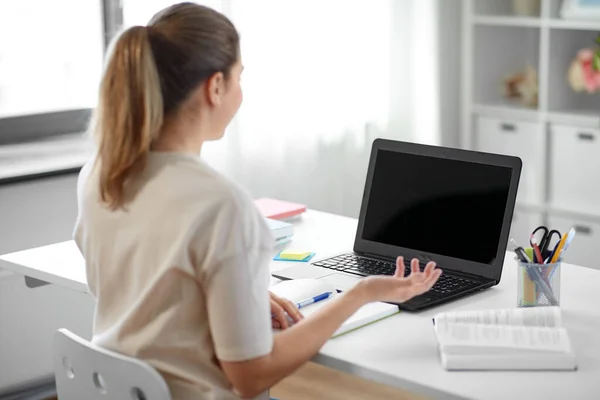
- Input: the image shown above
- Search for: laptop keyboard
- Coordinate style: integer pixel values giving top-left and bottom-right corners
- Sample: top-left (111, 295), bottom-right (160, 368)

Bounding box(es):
top-left (312, 253), bottom-right (481, 296)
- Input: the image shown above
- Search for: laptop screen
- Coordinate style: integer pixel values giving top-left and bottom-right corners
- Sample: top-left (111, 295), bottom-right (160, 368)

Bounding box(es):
top-left (361, 149), bottom-right (513, 265)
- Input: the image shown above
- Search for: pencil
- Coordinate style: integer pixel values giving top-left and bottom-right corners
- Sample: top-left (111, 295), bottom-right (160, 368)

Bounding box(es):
top-left (550, 233), bottom-right (568, 264)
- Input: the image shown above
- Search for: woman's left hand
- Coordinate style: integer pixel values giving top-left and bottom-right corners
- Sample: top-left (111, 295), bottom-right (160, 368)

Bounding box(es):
top-left (270, 292), bottom-right (304, 329)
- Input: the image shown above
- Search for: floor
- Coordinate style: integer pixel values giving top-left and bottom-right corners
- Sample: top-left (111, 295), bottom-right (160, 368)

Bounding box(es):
top-left (270, 362), bottom-right (425, 400)
top-left (47, 363), bottom-right (425, 399)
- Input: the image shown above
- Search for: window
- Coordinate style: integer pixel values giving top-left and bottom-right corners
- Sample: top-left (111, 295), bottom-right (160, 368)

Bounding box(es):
top-left (0, 0), bottom-right (106, 143)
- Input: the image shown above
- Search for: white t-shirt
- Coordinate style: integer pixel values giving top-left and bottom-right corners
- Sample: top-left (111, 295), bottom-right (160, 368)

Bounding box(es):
top-left (74, 152), bottom-right (274, 399)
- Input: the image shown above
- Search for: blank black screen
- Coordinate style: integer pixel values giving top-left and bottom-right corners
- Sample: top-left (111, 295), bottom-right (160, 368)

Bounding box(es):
top-left (362, 150), bottom-right (512, 264)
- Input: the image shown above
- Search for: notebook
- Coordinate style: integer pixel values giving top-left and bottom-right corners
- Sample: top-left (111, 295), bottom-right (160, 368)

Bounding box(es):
top-left (269, 278), bottom-right (399, 337)
top-left (265, 218), bottom-right (294, 246)
top-left (255, 198), bottom-right (307, 221)
top-left (433, 307), bottom-right (577, 371)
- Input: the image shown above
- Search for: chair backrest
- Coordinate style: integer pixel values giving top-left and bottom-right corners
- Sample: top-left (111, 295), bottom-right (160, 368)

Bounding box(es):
top-left (53, 329), bottom-right (171, 400)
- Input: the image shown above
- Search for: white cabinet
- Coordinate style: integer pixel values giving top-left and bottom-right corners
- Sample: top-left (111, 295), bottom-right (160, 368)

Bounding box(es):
top-left (476, 116), bottom-right (544, 205)
top-left (547, 214), bottom-right (599, 270)
top-left (0, 174), bottom-right (93, 393)
top-left (549, 125), bottom-right (600, 215)
top-left (509, 208), bottom-right (544, 247)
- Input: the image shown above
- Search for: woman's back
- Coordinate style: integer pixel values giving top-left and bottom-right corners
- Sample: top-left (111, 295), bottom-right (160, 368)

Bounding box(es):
top-left (76, 2), bottom-right (442, 398)
top-left (75, 152), bottom-right (274, 399)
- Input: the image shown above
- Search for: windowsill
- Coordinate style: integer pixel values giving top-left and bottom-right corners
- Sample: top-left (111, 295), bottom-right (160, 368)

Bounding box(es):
top-left (0, 133), bottom-right (93, 184)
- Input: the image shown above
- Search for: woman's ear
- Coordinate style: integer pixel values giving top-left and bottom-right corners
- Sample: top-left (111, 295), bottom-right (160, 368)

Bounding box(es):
top-left (206, 71), bottom-right (225, 106)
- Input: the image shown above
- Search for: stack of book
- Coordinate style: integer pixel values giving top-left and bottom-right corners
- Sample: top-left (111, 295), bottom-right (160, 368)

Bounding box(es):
top-left (254, 198), bottom-right (306, 221)
top-left (265, 218), bottom-right (294, 246)
top-left (255, 198), bottom-right (306, 246)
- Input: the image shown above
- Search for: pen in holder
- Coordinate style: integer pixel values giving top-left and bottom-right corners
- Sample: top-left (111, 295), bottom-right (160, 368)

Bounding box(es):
top-left (517, 258), bottom-right (561, 307)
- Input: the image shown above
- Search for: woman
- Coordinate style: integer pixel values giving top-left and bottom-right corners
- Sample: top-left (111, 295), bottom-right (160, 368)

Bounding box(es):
top-left (74, 3), bottom-right (441, 399)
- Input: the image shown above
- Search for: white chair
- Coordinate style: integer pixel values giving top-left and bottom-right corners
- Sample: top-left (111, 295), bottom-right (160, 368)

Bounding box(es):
top-left (53, 328), bottom-right (171, 400)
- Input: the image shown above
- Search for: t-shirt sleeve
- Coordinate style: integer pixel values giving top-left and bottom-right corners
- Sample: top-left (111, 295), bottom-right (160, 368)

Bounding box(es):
top-left (73, 158), bottom-right (94, 253)
top-left (72, 158), bottom-right (96, 295)
top-left (199, 196), bottom-right (274, 362)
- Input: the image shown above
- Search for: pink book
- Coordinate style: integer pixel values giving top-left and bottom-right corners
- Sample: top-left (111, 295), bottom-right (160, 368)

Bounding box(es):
top-left (254, 198), bottom-right (307, 220)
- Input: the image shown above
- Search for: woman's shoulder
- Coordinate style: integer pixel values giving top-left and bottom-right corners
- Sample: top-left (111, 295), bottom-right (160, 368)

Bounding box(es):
top-left (149, 154), bottom-right (260, 221)
top-left (78, 152), bottom-right (263, 227)
top-left (167, 154), bottom-right (252, 207)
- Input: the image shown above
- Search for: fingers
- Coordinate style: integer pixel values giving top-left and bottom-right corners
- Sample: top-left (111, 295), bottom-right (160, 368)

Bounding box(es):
top-left (411, 258), bottom-right (420, 275)
top-left (370, 262), bottom-right (442, 303)
top-left (404, 261), bottom-right (441, 296)
top-left (424, 268), bottom-right (442, 289)
top-left (419, 267), bottom-right (442, 292)
top-left (394, 256), bottom-right (406, 278)
top-left (272, 319), bottom-right (282, 329)
top-left (423, 261), bottom-right (436, 277)
top-left (271, 302), bottom-right (289, 329)
top-left (280, 299), bottom-right (304, 323)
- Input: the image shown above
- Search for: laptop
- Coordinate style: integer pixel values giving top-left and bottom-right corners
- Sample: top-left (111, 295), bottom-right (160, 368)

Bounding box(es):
top-left (272, 139), bottom-right (522, 311)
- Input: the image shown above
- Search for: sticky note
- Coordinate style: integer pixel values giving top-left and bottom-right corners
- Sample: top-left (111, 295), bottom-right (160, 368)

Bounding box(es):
top-left (273, 251), bottom-right (316, 263)
top-left (279, 250), bottom-right (312, 261)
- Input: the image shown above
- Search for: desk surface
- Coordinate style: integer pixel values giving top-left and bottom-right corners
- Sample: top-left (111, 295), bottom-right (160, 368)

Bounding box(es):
top-left (2, 210), bottom-right (600, 400)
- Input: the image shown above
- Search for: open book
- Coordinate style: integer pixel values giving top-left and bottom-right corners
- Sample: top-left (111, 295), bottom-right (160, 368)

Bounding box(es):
top-left (269, 279), bottom-right (399, 337)
top-left (433, 307), bottom-right (577, 371)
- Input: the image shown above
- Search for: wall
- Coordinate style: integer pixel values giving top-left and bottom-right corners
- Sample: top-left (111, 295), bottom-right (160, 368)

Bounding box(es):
top-left (0, 174), bottom-right (94, 395)
top-left (227, 0), bottom-right (464, 219)
top-left (388, 0), bottom-right (462, 149)
top-left (438, 0), bottom-right (463, 149)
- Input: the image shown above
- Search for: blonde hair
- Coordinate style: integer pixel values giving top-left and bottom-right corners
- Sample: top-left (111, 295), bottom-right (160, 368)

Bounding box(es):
top-left (92, 3), bottom-right (239, 209)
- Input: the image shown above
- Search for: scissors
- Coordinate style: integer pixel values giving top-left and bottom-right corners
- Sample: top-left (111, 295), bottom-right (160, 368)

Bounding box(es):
top-left (530, 226), bottom-right (562, 259)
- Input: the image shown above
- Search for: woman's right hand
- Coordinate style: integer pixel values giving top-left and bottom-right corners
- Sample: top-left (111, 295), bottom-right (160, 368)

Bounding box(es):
top-left (355, 256), bottom-right (442, 304)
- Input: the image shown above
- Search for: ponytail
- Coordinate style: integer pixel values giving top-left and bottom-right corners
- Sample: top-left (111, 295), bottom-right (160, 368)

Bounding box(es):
top-left (90, 3), bottom-right (240, 209)
top-left (92, 26), bottom-right (163, 209)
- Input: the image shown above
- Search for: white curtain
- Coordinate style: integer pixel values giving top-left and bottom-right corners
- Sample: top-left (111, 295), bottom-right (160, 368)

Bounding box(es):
top-left (123, 0), bottom-right (441, 217)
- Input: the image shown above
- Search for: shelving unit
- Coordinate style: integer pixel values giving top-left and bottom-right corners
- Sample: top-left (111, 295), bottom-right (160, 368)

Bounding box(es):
top-left (462, 0), bottom-right (600, 269)
top-left (473, 15), bottom-right (542, 27)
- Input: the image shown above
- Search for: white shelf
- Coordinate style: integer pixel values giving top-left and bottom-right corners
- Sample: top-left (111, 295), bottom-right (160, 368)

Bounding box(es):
top-left (473, 16), bottom-right (542, 27)
top-left (472, 16), bottom-right (600, 31)
top-left (471, 106), bottom-right (600, 128)
top-left (548, 19), bottom-right (600, 31)
top-left (472, 103), bottom-right (541, 122)
top-left (547, 111), bottom-right (600, 128)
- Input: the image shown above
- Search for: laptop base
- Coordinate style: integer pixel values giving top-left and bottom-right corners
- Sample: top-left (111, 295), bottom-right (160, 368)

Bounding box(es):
top-left (272, 252), bottom-right (495, 311)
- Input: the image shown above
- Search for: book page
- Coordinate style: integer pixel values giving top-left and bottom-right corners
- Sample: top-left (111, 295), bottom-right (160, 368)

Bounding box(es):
top-left (299, 293), bottom-right (397, 337)
top-left (269, 278), bottom-right (337, 305)
top-left (435, 322), bottom-right (572, 353)
top-left (434, 307), bottom-right (561, 328)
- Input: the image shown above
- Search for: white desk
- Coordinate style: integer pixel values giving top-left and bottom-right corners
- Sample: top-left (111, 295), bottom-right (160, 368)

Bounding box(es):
top-left (2, 210), bottom-right (600, 400)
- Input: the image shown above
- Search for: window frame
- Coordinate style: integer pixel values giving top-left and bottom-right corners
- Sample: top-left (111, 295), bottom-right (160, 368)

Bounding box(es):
top-left (0, 0), bottom-right (123, 145)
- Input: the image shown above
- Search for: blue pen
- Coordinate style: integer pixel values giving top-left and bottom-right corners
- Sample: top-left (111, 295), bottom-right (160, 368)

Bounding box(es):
top-left (548, 228), bottom-right (576, 281)
top-left (271, 291), bottom-right (334, 321)
top-left (296, 292), bottom-right (334, 309)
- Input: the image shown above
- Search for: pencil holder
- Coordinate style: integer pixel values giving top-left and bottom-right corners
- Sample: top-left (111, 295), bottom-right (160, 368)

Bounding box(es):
top-left (517, 259), bottom-right (561, 307)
